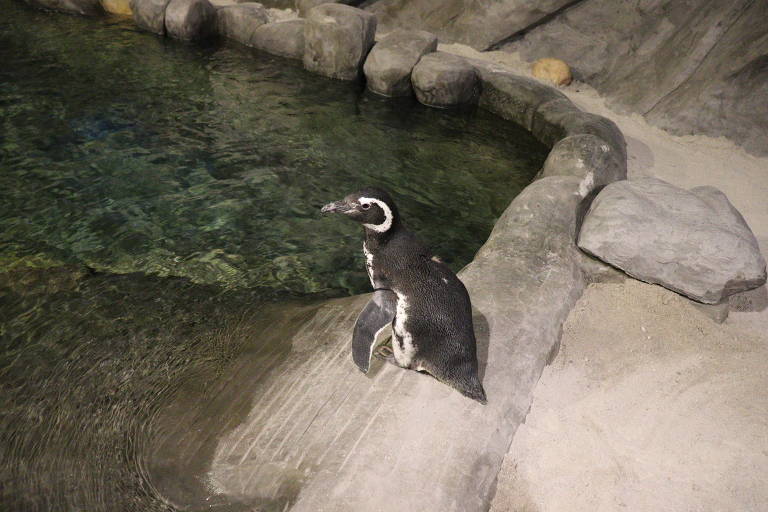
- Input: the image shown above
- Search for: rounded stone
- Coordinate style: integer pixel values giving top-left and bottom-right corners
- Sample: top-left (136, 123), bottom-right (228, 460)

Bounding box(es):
top-left (363, 29), bottom-right (438, 97)
top-left (252, 20), bottom-right (306, 60)
top-left (532, 58), bottom-right (572, 86)
top-left (411, 52), bottom-right (478, 108)
top-left (303, 4), bottom-right (377, 81)
top-left (215, 3), bottom-right (269, 46)
top-left (165, 0), bottom-right (217, 40)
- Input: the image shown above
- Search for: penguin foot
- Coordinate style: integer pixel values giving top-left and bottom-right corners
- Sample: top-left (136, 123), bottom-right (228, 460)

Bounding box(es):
top-left (373, 344), bottom-right (398, 366)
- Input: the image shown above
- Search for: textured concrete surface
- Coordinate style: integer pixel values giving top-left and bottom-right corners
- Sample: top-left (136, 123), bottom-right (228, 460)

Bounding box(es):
top-left (363, 0), bottom-right (573, 51)
top-left (502, 0), bottom-right (768, 156)
top-left (491, 279), bottom-right (768, 512)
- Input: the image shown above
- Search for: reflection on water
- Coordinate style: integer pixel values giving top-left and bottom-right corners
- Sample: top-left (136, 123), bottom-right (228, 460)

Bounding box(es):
top-left (0, 1), bottom-right (548, 510)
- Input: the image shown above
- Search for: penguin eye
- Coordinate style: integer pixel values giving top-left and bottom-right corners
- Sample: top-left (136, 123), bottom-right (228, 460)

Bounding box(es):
top-left (361, 203), bottom-right (371, 210)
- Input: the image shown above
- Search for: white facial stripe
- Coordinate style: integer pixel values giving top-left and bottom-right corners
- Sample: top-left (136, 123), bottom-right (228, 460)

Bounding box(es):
top-left (359, 197), bottom-right (393, 233)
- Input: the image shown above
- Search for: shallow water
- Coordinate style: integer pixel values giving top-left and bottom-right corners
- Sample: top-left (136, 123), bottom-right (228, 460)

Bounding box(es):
top-left (0, 2), bottom-right (548, 511)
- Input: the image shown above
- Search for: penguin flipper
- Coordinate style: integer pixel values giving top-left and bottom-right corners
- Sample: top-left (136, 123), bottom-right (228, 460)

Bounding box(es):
top-left (352, 289), bottom-right (397, 373)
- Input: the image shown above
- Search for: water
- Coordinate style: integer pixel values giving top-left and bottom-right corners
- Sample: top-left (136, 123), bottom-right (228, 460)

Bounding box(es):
top-left (0, 2), bottom-right (548, 510)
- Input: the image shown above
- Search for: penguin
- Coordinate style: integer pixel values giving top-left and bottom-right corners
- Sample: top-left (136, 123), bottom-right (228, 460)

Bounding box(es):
top-left (321, 187), bottom-right (487, 404)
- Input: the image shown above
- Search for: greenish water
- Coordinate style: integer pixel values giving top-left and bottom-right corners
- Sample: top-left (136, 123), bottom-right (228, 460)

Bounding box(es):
top-left (0, 1), bottom-right (548, 511)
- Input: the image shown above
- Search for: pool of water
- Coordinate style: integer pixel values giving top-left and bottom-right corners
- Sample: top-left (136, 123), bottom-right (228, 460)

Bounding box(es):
top-left (0, 2), bottom-right (548, 511)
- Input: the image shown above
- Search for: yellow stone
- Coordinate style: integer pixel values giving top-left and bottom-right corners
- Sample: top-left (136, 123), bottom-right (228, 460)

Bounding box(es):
top-left (531, 58), bottom-right (572, 86)
top-left (101, 0), bottom-right (132, 15)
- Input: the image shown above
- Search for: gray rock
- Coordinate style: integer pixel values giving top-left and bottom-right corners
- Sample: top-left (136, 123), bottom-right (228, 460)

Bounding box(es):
top-left (537, 134), bottom-right (626, 193)
top-left (251, 20), bottom-right (305, 59)
top-left (475, 66), bottom-right (569, 130)
top-left (363, 29), bottom-right (437, 97)
top-left (411, 52), bottom-right (477, 107)
top-left (472, 66), bottom-right (627, 163)
top-left (165, 0), bottom-right (217, 40)
top-left (502, 0), bottom-right (768, 157)
top-left (215, 3), bottom-right (269, 46)
top-left (131, 0), bottom-right (172, 34)
top-left (303, 4), bottom-right (377, 80)
top-left (24, 0), bottom-right (103, 15)
top-left (364, 0), bottom-right (572, 50)
top-left (578, 177), bottom-right (767, 304)
top-left (296, 0), bottom-right (356, 18)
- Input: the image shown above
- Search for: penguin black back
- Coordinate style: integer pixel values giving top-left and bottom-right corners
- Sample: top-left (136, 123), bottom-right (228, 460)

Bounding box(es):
top-left (322, 188), bottom-right (487, 404)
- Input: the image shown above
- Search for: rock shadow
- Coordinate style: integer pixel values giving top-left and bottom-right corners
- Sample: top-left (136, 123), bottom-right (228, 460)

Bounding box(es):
top-left (729, 284), bottom-right (768, 313)
top-left (472, 307), bottom-right (490, 383)
top-left (624, 135), bottom-right (655, 176)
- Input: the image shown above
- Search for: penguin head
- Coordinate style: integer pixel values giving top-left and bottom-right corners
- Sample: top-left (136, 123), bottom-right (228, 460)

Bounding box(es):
top-left (321, 187), bottom-right (399, 233)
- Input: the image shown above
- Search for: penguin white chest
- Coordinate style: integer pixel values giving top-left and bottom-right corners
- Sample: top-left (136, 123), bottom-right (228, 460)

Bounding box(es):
top-left (393, 292), bottom-right (416, 368)
top-left (363, 242), bottom-right (375, 288)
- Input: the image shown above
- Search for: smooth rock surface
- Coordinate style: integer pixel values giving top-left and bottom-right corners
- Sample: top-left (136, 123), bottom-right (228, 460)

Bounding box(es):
top-left (538, 133), bottom-right (626, 193)
top-left (363, 29), bottom-right (437, 97)
top-left (215, 3), bottom-right (269, 45)
top-left (252, 19), bottom-right (305, 59)
top-left (25, 0), bottom-right (104, 15)
top-left (411, 52), bottom-right (477, 107)
top-left (578, 177), bottom-right (767, 304)
top-left (165, 0), bottom-right (217, 40)
top-left (145, 177), bottom-right (590, 511)
top-left (503, 0), bottom-right (768, 156)
top-left (131, 0), bottom-right (172, 34)
top-left (296, 0), bottom-right (355, 17)
top-left (365, 0), bottom-right (573, 50)
top-left (303, 4), bottom-right (376, 80)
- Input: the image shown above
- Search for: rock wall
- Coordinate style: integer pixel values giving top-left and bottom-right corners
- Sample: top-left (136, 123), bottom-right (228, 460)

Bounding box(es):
top-left (499, 0), bottom-right (768, 156)
top-left (358, 0), bottom-right (768, 156)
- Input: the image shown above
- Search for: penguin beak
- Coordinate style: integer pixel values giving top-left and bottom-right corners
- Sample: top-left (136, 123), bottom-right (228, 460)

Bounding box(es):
top-left (321, 200), bottom-right (351, 214)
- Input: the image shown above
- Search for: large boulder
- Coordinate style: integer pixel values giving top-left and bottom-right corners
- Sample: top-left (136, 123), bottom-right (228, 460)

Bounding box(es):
top-left (25, 0), bottom-right (104, 15)
top-left (165, 0), bottom-right (217, 40)
top-left (131, 0), bottom-right (172, 34)
top-left (303, 4), bottom-right (377, 80)
top-left (215, 3), bottom-right (269, 45)
top-left (252, 20), bottom-right (305, 59)
top-left (363, 29), bottom-right (437, 97)
top-left (578, 177), bottom-right (767, 304)
top-left (411, 52), bottom-right (478, 107)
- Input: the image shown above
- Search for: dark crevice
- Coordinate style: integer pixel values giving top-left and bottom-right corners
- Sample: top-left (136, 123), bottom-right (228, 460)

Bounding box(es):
top-left (486, 0), bottom-right (588, 51)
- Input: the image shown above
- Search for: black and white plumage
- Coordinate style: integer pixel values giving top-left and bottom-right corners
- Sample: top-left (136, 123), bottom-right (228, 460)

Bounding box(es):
top-left (321, 187), bottom-right (487, 404)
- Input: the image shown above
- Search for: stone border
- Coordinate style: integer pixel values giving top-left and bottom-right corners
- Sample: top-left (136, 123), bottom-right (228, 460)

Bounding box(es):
top-left (17, 2), bottom-right (629, 510)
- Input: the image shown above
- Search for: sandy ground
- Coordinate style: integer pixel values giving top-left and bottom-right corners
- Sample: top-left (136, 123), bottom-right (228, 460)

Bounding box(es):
top-left (437, 45), bottom-right (768, 511)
